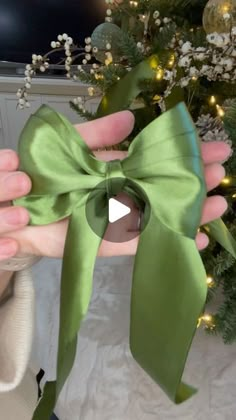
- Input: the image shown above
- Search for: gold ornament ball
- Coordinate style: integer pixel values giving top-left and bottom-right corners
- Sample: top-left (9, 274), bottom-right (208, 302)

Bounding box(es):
top-left (203, 0), bottom-right (236, 33)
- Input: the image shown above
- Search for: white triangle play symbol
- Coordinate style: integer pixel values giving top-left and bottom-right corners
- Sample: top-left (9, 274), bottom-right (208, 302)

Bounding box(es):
top-left (109, 198), bottom-right (131, 223)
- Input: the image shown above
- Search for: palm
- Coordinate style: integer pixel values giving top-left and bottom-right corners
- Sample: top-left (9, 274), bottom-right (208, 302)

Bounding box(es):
top-left (0, 111), bottom-right (230, 259)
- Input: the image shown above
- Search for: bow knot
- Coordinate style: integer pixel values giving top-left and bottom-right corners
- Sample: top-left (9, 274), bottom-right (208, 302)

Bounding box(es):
top-left (106, 159), bottom-right (126, 197)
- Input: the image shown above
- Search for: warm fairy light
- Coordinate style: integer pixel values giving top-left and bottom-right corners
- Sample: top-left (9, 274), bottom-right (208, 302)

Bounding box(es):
top-left (216, 104), bottom-right (225, 117)
top-left (221, 177), bottom-right (231, 185)
top-left (168, 55), bottom-right (175, 67)
top-left (197, 314), bottom-right (214, 328)
top-left (207, 276), bottom-right (214, 287)
top-left (130, 0), bottom-right (138, 6)
top-left (209, 95), bottom-right (216, 105)
top-left (232, 193), bottom-right (236, 199)
top-left (156, 67), bottom-right (164, 80)
top-left (95, 73), bottom-right (104, 80)
top-left (192, 76), bottom-right (198, 81)
top-left (221, 3), bottom-right (230, 13)
top-left (202, 314), bottom-right (213, 322)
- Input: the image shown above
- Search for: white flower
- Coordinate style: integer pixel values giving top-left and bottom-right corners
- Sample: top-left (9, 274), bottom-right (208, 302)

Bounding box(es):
top-left (88, 87), bottom-right (94, 96)
top-left (26, 64), bottom-right (32, 70)
top-left (73, 75), bottom-right (78, 80)
top-left (85, 54), bottom-right (91, 61)
top-left (51, 41), bottom-right (57, 49)
top-left (66, 57), bottom-right (72, 64)
top-left (40, 65), bottom-right (46, 72)
top-left (58, 34), bottom-right (63, 41)
top-left (106, 9), bottom-right (112, 16)
top-left (62, 33), bottom-right (68, 40)
top-left (178, 56), bottom-right (191, 67)
top-left (105, 17), bottom-right (112, 22)
top-left (106, 43), bottom-right (111, 50)
top-left (189, 66), bottom-right (199, 77)
top-left (214, 64), bottom-right (223, 74)
top-left (32, 54), bottom-right (37, 61)
top-left (223, 13), bottom-right (231, 20)
top-left (19, 98), bottom-right (25, 105)
top-left (163, 70), bottom-right (173, 80)
top-left (66, 37), bottom-right (73, 45)
top-left (181, 41), bottom-right (192, 54)
top-left (85, 37), bottom-right (91, 45)
top-left (223, 72), bottom-right (230, 79)
top-left (155, 19), bottom-right (161, 26)
top-left (16, 91), bottom-right (22, 98)
top-left (163, 17), bottom-right (171, 24)
top-left (82, 59), bottom-right (87, 65)
top-left (180, 77), bottom-right (190, 87)
top-left (207, 32), bottom-right (230, 47)
top-left (37, 55), bottom-right (43, 61)
top-left (153, 11), bottom-right (160, 19)
top-left (25, 102), bottom-right (30, 108)
top-left (223, 58), bottom-right (233, 71)
top-left (73, 98), bottom-right (79, 104)
top-left (232, 26), bottom-right (236, 35)
top-left (25, 83), bottom-right (31, 89)
top-left (85, 45), bottom-right (92, 52)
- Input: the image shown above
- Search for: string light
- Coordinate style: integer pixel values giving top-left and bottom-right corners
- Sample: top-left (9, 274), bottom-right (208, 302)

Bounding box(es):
top-left (232, 193), bottom-right (236, 199)
top-left (197, 314), bottom-right (214, 328)
top-left (216, 104), bottom-right (225, 117)
top-left (206, 276), bottom-right (214, 287)
top-left (221, 176), bottom-right (231, 185)
top-left (168, 55), bottom-right (175, 68)
top-left (156, 67), bottom-right (164, 81)
top-left (209, 95), bottom-right (216, 105)
top-left (129, 0), bottom-right (138, 6)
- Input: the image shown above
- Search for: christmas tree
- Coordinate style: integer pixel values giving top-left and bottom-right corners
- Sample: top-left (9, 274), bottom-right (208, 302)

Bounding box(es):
top-left (17, 0), bottom-right (236, 342)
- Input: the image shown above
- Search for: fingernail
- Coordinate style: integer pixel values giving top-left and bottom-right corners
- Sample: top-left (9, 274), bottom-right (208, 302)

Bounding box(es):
top-left (0, 239), bottom-right (16, 257)
top-left (4, 208), bottom-right (28, 225)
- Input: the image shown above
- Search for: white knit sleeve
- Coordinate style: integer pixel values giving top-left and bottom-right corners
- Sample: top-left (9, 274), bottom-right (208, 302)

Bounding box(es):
top-left (0, 269), bottom-right (35, 392)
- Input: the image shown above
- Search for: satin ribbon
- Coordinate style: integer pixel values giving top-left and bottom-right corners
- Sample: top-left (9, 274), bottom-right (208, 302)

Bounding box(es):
top-left (14, 102), bottom-right (235, 418)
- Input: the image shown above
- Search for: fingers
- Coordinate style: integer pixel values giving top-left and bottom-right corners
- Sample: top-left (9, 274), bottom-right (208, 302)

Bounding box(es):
top-left (0, 238), bottom-right (19, 260)
top-left (201, 196), bottom-right (228, 226)
top-left (75, 111), bottom-right (135, 150)
top-left (205, 163), bottom-right (225, 192)
top-left (0, 206), bottom-right (29, 234)
top-left (0, 171), bottom-right (32, 202)
top-left (196, 233), bottom-right (209, 251)
top-left (0, 150), bottom-right (19, 171)
top-left (201, 142), bottom-right (231, 164)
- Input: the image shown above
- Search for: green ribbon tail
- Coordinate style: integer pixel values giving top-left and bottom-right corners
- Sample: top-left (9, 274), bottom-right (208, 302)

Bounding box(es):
top-left (205, 219), bottom-right (236, 259)
top-left (32, 204), bottom-right (105, 419)
top-left (96, 55), bottom-right (158, 117)
top-left (130, 213), bottom-right (207, 403)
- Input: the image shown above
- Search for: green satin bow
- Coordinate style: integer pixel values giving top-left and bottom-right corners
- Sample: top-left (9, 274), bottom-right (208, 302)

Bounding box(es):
top-left (13, 102), bottom-right (233, 419)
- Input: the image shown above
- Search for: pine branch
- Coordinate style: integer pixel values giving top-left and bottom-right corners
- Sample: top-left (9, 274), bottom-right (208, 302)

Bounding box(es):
top-left (118, 32), bottom-right (144, 66)
top-left (69, 101), bottom-right (96, 121)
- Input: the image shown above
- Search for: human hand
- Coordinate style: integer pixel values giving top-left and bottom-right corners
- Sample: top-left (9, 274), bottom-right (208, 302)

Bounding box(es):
top-left (0, 111), bottom-right (230, 260)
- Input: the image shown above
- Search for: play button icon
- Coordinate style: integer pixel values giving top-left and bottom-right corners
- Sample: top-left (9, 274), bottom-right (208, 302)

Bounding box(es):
top-left (85, 177), bottom-right (150, 243)
top-left (109, 198), bottom-right (131, 223)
